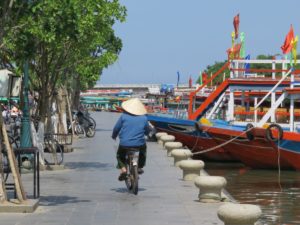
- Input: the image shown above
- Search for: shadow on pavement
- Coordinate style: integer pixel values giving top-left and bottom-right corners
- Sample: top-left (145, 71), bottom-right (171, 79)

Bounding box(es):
top-left (111, 187), bottom-right (147, 193)
top-left (65, 162), bottom-right (114, 171)
top-left (95, 128), bottom-right (112, 132)
top-left (40, 195), bottom-right (91, 206)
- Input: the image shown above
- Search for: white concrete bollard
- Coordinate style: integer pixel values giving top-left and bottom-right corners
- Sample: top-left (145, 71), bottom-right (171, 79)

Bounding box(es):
top-left (164, 142), bottom-right (183, 156)
top-left (178, 160), bottom-right (204, 181)
top-left (170, 149), bottom-right (192, 166)
top-left (194, 176), bottom-right (227, 203)
top-left (155, 132), bottom-right (168, 145)
top-left (217, 203), bottom-right (262, 225)
top-left (22, 160), bottom-right (32, 170)
top-left (160, 135), bottom-right (175, 147)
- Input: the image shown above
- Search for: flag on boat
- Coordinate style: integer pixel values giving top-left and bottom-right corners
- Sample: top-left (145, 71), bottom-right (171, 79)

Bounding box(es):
top-left (202, 72), bottom-right (208, 85)
top-left (177, 71), bottom-right (180, 87)
top-left (189, 76), bottom-right (192, 88)
top-left (291, 35), bottom-right (298, 65)
top-left (233, 14), bottom-right (240, 39)
top-left (240, 32), bottom-right (245, 58)
top-left (244, 54), bottom-right (251, 74)
top-left (281, 25), bottom-right (294, 54)
top-left (227, 43), bottom-right (242, 59)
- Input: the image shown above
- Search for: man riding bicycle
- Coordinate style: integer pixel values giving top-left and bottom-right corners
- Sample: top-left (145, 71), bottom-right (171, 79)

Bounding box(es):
top-left (112, 98), bottom-right (150, 181)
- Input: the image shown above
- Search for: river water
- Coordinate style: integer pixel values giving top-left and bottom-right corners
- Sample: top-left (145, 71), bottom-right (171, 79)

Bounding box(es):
top-left (206, 162), bottom-right (300, 225)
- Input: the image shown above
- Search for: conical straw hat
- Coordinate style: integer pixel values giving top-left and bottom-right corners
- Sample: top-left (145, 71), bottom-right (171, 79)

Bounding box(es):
top-left (121, 98), bottom-right (147, 115)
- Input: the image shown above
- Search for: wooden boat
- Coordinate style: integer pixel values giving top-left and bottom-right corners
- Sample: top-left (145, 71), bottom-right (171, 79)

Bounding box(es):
top-left (148, 59), bottom-right (300, 170)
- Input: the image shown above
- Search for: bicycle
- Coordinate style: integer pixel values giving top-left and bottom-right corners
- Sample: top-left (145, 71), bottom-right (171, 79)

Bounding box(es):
top-left (68, 111), bottom-right (96, 138)
top-left (124, 147), bottom-right (140, 195)
top-left (67, 112), bottom-right (86, 138)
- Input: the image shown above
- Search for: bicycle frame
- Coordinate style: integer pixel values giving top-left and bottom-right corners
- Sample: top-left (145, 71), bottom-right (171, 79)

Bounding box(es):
top-left (127, 150), bottom-right (139, 168)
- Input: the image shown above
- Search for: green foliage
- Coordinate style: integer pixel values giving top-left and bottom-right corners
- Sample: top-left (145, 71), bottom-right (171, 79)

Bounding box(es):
top-left (196, 61), bottom-right (230, 85)
top-left (1, 0), bottom-right (126, 92)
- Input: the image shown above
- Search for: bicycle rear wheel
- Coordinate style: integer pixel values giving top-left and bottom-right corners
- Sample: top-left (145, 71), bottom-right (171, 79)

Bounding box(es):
top-left (131, 165), bottom-right (139, 195)
top-left (125, 164), bottom-right (132, 190)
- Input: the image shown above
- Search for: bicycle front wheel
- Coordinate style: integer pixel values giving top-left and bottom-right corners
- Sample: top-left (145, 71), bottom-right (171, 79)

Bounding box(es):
top-left (74, 124), bottom-right (85, 138)
top-left (88, 117), bottom-right (96, 129)
top-left (85, 127), bottom-right (95, 138)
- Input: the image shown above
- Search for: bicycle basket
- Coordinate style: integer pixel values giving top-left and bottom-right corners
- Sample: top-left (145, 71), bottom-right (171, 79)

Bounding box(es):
top-left (54, 133), bottom-right (73, 145)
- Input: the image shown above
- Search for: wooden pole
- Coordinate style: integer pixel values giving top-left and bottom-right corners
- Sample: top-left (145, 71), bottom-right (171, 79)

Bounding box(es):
top-left (0, 114), bottom-right (7, 203)
top-left (2, 125), bottom-right (27, 202)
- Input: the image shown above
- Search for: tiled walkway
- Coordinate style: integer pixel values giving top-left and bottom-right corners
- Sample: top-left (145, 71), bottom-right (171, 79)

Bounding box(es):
top-left (1, 112), bottom-right (223, 225)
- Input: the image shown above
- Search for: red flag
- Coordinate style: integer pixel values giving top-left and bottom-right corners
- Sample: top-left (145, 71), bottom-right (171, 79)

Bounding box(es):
top-left (281, 25), bottom-right (294, 54)
top-left (189, 76), bottom-right (192, 88)
top-left (233, 14), bottom-right (240, 39)
top-left (202, 72), bottom-right (208, 84)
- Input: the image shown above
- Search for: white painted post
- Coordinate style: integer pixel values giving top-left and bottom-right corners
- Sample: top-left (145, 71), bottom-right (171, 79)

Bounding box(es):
top-left (254, 97), bottom-right (258, 125)
top-left (271, 92), bottom-right (276, 123)
top-left (272, 60), bottom-right (276, 79)
top-left (282, 58), bottom-right (287, 78)
top-left (230, 62), bottom-right (234, 79)
top-left (290, 96), bottom-right (294, 131)
top-left (290, 74), bottom-right (295, 131)
top-left (228, 89), bottom-right (235, 121)
top-left (235, 61), bottom-right (239, 77)
top-left (235, 61), bottom-right (239, 78)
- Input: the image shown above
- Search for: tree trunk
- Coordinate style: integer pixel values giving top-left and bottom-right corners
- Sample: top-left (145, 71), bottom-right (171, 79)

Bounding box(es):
top-left (56, 88), bottom-right (67, 134)
top-left (38, 86), bottom-right (49, 124)
top-left (73, 74), bottom-right (81, 110)
top-left (31, 122), bottom-right (45, 166)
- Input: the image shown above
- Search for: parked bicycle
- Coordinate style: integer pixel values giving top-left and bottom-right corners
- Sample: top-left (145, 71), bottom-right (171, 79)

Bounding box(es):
top-left (68, 110), bottom-right (96, 138)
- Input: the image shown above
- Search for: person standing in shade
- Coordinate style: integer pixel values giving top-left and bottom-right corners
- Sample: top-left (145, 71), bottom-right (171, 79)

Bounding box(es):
top-left (112, 98), bottom-right (150, 181)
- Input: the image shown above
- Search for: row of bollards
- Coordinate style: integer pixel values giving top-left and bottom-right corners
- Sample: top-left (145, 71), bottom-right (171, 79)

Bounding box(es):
top-left (155, 132), bottom-right (262, 225)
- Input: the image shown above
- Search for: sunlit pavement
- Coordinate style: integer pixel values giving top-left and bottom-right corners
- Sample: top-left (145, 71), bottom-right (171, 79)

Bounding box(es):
top-left (1, 112), bottom-right (223, 225)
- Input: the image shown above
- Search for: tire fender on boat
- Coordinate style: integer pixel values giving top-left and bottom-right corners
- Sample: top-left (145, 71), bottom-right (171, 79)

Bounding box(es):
top-left (266, 123), bottom-right (283, 141)
top-left (194, 122), bottom-right (202, 133)
top-left (245, 123), bottom-right (254, 141)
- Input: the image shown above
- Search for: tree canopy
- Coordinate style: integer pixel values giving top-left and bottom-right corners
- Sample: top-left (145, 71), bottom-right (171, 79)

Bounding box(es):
top-left (0, 0), bottom-right (126, 117)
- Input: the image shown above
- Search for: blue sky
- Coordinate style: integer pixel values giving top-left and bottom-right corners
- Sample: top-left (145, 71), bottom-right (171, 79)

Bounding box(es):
top-left (100, 0), bottom-right (300, 85)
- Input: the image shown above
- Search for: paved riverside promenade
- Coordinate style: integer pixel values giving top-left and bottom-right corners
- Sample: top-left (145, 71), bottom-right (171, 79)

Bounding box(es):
top-left (1, 112), bottom-right (224, 225)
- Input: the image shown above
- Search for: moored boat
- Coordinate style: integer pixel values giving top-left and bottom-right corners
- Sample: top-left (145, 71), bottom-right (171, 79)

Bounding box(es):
top-left (148, 57), bottom-right (300, 170)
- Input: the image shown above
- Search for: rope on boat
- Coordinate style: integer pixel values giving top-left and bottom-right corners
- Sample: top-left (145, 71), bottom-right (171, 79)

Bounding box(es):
top-left (191, 124), bottom-right (284, 190)
top-left (191, 126), bottom-right (255, 156)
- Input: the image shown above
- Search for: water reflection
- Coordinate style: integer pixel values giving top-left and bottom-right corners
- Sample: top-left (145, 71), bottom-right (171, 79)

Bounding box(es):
top-left (206, 162), bottom-right (300, 225)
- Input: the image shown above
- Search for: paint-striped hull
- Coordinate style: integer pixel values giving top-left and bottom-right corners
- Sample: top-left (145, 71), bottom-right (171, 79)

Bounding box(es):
top-left (148, 114), bottom-right (300, 169)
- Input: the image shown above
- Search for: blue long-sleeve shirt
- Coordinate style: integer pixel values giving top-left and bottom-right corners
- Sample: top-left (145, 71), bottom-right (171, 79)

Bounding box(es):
top-left (112, 113), bottom-right (150, 147)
